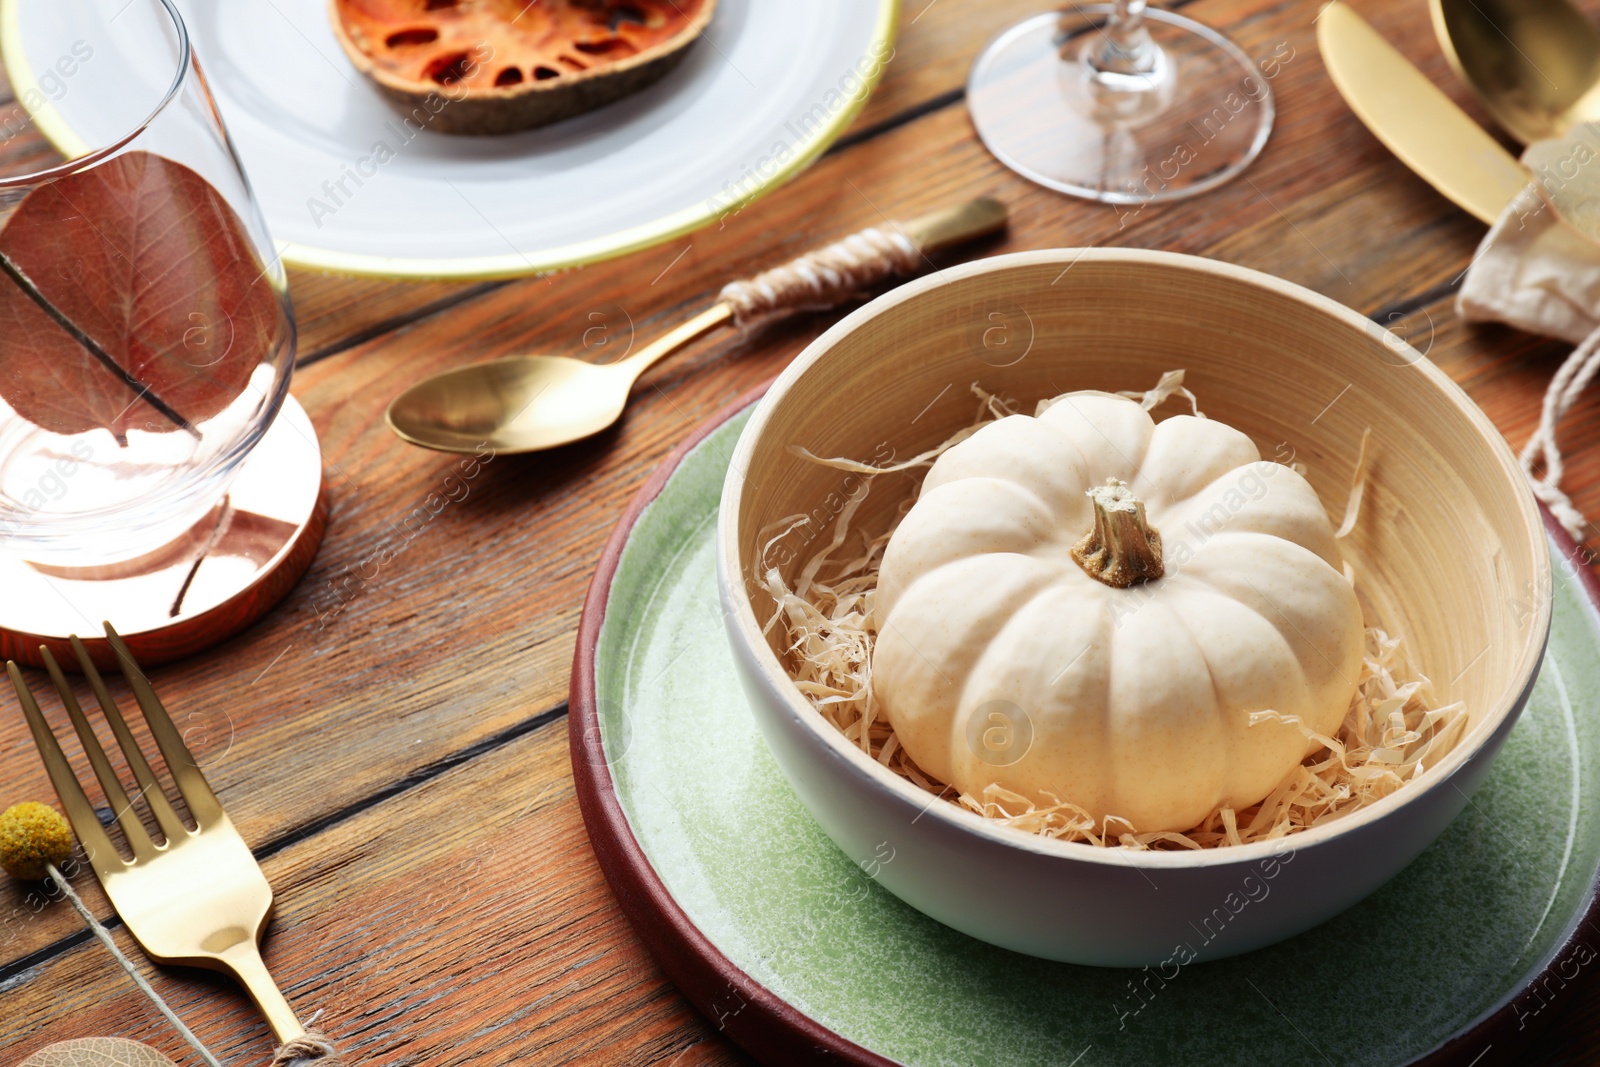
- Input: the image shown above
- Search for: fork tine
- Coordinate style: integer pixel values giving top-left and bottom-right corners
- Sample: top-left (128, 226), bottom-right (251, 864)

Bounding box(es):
top-left (61, 640), bottom-right (191, 845)
top-left (7, 661), bottom-right (127, 878)
top-left (39, 647), bottom-right (158, 859)
top-left (101, 624), bottom-right (222, 825)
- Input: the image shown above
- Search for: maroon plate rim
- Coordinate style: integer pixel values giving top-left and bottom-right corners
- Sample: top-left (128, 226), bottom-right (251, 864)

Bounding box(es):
top-left (568, 383), bottom-right (1600, 1067)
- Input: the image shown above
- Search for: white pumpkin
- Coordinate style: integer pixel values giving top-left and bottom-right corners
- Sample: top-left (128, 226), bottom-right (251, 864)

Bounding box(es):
top-left (873, 391), bottom-right (1364, 833)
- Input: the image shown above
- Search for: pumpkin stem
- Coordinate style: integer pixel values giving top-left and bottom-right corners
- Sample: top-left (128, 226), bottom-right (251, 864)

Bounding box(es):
top-left (1072, 478), bottom-right (1165, 588)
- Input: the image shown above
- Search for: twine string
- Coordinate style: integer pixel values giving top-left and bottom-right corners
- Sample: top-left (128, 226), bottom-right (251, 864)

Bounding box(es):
top-left (717, 225), bottom-right (922, 325)
top-left (45, 863), bottom-right (225, 1067)
top-left (1521, 323), bottom-right (1600, 543)
top-left (272, 1031), bottom-right (340, 1066)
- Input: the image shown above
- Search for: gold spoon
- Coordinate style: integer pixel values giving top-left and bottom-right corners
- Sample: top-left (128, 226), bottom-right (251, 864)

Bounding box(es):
top-left (386, 198), bottom-right (1008, 454)
top-left (1432, 0), bottom-right (1600, 144)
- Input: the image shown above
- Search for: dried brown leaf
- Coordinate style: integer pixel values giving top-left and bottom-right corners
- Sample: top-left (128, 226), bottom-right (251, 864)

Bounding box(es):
top-left (0, 150), bottom-right (281, 439)
top-left (17, 1038), bottom-right (178, 1067)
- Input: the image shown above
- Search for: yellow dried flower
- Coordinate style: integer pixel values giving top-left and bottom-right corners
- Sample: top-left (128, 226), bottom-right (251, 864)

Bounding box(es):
top-left (0, 801), bottom-right (73, 880)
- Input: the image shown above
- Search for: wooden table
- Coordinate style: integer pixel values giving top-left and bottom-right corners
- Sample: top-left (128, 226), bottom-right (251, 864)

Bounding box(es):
top-left (3, 1), bottom-right (1598, 1064)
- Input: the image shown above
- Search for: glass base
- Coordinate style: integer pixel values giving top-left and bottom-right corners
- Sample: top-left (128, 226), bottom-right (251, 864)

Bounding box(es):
top-left (0, 394), bottom-right (325, 670)
top-left (968, 7), bottom-right (1274, 204)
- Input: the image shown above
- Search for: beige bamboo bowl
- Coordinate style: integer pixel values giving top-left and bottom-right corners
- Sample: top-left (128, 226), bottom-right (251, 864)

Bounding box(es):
top-left (716, 249), bottom-right (1551, 966)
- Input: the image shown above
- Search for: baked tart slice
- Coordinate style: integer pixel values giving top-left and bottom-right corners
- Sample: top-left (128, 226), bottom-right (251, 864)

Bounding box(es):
top-left (331, 0), bottom-right (717, 135)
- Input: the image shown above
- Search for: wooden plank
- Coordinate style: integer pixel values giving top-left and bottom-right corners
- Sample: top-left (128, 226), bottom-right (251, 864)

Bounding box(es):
top-left (851, 0), bottom-right (1050, 130)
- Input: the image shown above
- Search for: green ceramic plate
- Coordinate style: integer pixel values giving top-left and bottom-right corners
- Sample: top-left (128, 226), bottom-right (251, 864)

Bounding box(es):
top-left (571, 394), bottom-right (1600, 1067)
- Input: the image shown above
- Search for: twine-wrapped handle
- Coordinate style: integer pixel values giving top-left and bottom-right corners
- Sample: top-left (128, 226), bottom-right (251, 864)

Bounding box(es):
top-left (717, 198), bottom-right (1006, 325)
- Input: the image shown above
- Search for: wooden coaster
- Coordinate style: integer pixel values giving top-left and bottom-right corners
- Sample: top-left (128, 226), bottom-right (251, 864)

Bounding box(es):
top-left (0, 394), bottom-right (327, 670)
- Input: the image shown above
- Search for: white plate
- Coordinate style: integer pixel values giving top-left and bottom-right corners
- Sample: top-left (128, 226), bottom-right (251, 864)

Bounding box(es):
top-left (3, 0), bottom-right (897, 279)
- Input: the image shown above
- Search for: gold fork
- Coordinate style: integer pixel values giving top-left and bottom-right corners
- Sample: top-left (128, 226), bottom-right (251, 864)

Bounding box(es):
top-left (8, 623), bottom-right (306, 1046)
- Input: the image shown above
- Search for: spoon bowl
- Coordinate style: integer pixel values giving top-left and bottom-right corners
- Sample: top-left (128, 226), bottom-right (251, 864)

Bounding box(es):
top-left (1433, 0), bottom-right (1600, 143)
top-left (387, 356), bottom-right (633, 454)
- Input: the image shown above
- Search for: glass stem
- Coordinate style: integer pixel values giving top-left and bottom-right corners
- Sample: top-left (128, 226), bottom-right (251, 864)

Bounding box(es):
top-left (1085, 0), bottom-right (1160, 77)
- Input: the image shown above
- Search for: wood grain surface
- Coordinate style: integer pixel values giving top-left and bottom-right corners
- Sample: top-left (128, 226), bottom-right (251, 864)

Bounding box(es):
top-left (2, 0), bottom-right (1598, 1063)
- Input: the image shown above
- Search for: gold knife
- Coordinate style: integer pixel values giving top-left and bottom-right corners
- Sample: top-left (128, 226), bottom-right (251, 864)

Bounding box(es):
top-left (1318, 2), bottom-right (1528, 225)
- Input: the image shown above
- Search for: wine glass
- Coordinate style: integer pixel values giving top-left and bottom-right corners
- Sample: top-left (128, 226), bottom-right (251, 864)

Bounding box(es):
top-left (0, 0), bottom-right (295, 570)
top-left (968, 2), bottom-right (1274, 204)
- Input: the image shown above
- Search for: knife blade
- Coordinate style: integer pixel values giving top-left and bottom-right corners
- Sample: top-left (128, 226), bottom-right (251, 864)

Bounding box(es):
top-left (1318, 2), bottom-right (1528, 225)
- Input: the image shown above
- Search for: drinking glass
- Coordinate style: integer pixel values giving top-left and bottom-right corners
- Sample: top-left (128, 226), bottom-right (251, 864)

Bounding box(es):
top-left (968, 2), bottom-right (1274, 203)
top-left (0, 0), bottom-right (294, 568)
